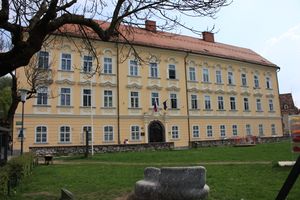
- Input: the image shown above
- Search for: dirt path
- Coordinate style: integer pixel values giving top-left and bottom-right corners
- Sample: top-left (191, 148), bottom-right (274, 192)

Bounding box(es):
top-left (50, 160), bottom-right (272, 166)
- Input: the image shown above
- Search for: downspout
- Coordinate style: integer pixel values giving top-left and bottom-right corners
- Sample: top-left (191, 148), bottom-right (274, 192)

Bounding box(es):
top-left (184, 52), bottom-right (191, 148)
top-left (116, 43), bottom-right (121, 144)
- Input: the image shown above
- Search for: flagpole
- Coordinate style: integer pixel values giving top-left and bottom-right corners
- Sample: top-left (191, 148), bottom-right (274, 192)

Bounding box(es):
top-left (90, 75), bottom-right (94, 156)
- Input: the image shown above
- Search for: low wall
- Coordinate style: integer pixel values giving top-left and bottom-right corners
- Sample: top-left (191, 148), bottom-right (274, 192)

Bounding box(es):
top-left (29, 142), bottom-right (174, 156)
top-left (191, 136), bottom-right (290, 148)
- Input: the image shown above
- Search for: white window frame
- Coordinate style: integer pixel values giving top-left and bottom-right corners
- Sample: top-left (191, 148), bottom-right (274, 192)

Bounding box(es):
top-left (268, 99), bottom-right (274, 111)
top-left (131, 125), bottom-right (140, 141)
top-left (246, 124), bottom-right (251, 136)
top-left (104, 90), bottom-right (113, 108)
top-left (35, 125), bottom-right (47, 143)
top-left (104, 125), bottom-right (114, 142)
top-left (266, 77), bottom-right (272, 89)
top-left (232, 125), bottom-right (238, 136)
top-left (168, 64), bottom-right (176, 79)
top-left (256, 98), bottom-right (262, 111)
top-left (202, 68), bottom-right (209, 83)
top-left (228, 71), bottom-right (234, 85)
top-left (258, 124), bottom-right (264, 136)
top-left (206, 125), bottom-right (213, 137)
top-left (83, 89), bottom-right (91, 107)
top-left (192, 125), bottom-right (200, 138)
top-left (38, 51), bottom-right (49, 69)
top-left (61, 53), bottom-right (72, 71)
top-left (191, 94), bottom-right (198, 109)
top-left (130, 91), bottom-right (139, 108)
top-left (129, 60), bottom-right (138, 76)
top-left (82, 126), bottom-right (92, 142)
top-left (204, 95), bottom-right (211, 110)
top-left (149, 62), bottom-right (158, 78)
top-left (230, 96), bottom-right (236, 110)
top-left (217, 96), bottom-right (224, 110)
top-left (59, 125), bottom-right (71, 143)
top-left (171, 125), bottom-right (179, 139)
top-left (83, 55), bottom-right (93, 73)
top-left (37, 86), bottom-right (48, 105)
top-left (170, 93), bottom-right (178, 109)
top-left (189, 67), bottom-right (196, 81)
top-left (241, 73), bottom-right (247, 86)
top-left (220, 125), bottom-right (226, 137)
top-left (271, 124), bottom-right (276, 135)
top-left (254, 75), bottom-right (260, 88)
top-left (243, 97), bottom-right (249, 111)
top-left (151, 92), bottom-right (159, 107)
top-left (103, 57), bottom-right (113, 74)
top-left (60, 87), bottom-right (71, 106)
top-left (216, 70), bottom-right (222, 84)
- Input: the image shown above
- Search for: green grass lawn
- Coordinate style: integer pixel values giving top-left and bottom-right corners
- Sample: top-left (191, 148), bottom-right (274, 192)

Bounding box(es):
top-left (9, 141), bottom-right (300, 200)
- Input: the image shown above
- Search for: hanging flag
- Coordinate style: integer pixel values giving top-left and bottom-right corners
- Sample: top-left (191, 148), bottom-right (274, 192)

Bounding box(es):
top-left (153, 99), bottom-right (158, 112)
top-left (163, 100), bottom-right (168, 110)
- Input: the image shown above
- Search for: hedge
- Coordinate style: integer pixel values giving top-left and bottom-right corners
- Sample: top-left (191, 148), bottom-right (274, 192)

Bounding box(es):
top-left (0, 153), bottom-right (36, 199)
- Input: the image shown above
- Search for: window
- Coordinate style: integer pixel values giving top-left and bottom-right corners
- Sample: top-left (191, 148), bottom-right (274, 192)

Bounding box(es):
top-left (61, 53), bottom-right (71, 71)
top-left (104, 90), bottom-right (113, 108)
top-left (83, 126), bottom-right (92, 142)
top-left (150, 62), bottom-right (158, 78)
top-left (129, 60), bottom-right (138, 76)
top-left (60, 88), bottom-right (71, 106)
top-left (254, 75), bottom-right (259, 88)
top-left (104, 126), bottom-right (113, 142)
top-left (232, 125), bottom-right (238, 136)
top-left (241, 73), bottom-right (247, 86)
top-left (60, 126), bottom-right (71, 143)
top-left (207, 125), bottom-right (213, 137)
top-left (130, 91), bottom-right (139, 108)
top-left (151, 92), bottom-right (159, 107)
top-left (104, 57), bottom-right (112, 74)
top-left (202, 68), bottom-right (209, 82)
top-left (192, 125), bottom-right (200, 138)
top-left (243, 97), bottom-right (249, 111)
top-left (191, 94), bottom-right (198, 109)
top-left (230, 97), bottom-right (236, 110)
top-left (269, 99), bottom-right (274, 111)
top-left (217, 96), bottom-right (224, 110)
top-left (246, 124), bottom-right (251, 136)
top-left (259, 124), bottom-right (264, 136)
top-left (216, 70), bottom-right (222, 84)
top-left (170, 93), bottom-right (178, 109)
top-left (171, 126), bottom-right (179, 139)
top-left (168, 64), bottom-right (176, 79)
top-left (37, 87), bottom-right (48, 105)
top-left (266, 77), bottom-right (272, 89)
top-left (256, 99), bottom-right (262, 111)
top-left (189, 67), bottom-right (196, 81)
top-left (35, 126), bottom-right (47, 143)
top-left (204, 95), bottom-right (211, 110)
top-left (220, 125), bottom-right (226, 137)
top-left (271, 124), bottom-right (276, 135)
top-left (131, 125), bottom-right (140, 141)
top-left (38, 51), bottom-right (49, 69)
top-left (228, 71), bottom-right (234, 85)
top-left (83, 55), bottom-right (93, 73)
top-left (83, 89), bottom-right (91, 107)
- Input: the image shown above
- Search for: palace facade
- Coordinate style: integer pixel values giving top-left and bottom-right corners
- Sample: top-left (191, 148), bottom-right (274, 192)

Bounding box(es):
top-left (13, 21), bottom-right (282, 152)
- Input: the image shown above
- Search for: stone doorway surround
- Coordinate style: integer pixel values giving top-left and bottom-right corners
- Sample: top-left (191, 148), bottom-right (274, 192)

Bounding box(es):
top-left (148, 120), bottom-right (165, 143)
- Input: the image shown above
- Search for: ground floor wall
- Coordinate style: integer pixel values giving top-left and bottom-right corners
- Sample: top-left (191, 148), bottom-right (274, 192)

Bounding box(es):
top-left (13, 114), bottom-right (283, 152)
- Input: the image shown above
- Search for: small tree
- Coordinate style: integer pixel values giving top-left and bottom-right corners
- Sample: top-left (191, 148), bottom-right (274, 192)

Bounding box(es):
top-left (0, 0), bottom-right (229, 77)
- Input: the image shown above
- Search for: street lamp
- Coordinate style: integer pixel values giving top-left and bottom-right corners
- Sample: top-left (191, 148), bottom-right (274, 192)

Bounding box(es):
top-left (18, 89), bottom-right (28, 155)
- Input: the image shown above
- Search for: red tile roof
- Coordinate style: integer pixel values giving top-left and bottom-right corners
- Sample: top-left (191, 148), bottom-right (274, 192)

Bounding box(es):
top-left (57, 21), bottom-right (278, 68)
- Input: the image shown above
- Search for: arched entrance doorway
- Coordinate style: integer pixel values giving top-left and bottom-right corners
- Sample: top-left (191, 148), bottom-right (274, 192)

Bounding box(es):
top-left (148, 121), bottom-right (165, 143)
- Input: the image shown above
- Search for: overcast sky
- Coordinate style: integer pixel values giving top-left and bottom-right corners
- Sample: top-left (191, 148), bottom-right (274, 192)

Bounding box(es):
top-left (181, 0), bottom-right (300, 107)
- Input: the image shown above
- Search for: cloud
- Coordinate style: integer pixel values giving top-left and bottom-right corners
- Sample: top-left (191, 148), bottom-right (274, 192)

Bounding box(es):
top-left (261, 24), bottom-right (300, 107)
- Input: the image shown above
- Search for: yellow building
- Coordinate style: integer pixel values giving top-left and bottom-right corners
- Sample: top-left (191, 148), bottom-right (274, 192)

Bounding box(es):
top-left (13, 21), bottom-right (282, 152)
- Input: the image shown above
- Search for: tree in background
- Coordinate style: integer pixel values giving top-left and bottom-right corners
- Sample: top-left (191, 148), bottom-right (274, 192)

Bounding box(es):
top-left (0, 76), bottom-right (12, 120)
top-left (0, 0), bottom-right (229, 76)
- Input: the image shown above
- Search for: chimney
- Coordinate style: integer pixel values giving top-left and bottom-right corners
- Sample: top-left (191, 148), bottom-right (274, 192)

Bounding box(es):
top-left (145, 20), bottom-right (156, 32)
top-left (202, 32), bottom-right (215, 43)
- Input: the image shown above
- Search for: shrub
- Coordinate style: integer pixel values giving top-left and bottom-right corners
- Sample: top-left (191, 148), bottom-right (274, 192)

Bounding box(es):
top-left (0, 153), bottom-right (36, 198)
